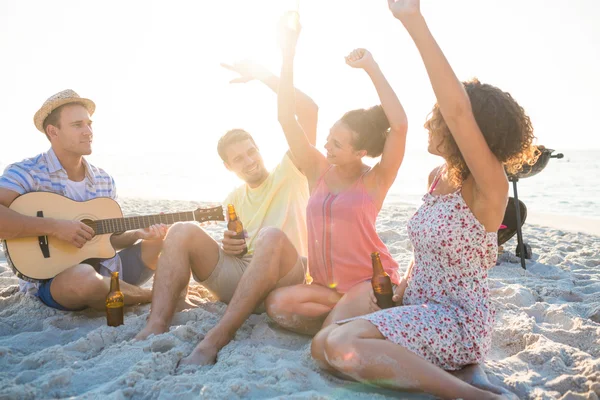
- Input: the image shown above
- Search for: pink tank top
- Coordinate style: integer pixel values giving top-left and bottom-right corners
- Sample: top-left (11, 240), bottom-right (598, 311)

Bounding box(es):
top-left (306, 167), bottom-right (400, 293)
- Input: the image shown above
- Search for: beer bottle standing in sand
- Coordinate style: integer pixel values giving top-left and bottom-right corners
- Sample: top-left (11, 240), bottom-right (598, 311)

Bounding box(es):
top-left (106, 271), bottom-right (124, 327)
top-left (371, 252), bottom-right (394, 309)
top-left (227, 204), bottom-right (248, 257)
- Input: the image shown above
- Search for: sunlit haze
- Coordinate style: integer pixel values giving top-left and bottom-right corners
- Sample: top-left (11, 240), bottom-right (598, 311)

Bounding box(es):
top-left (1, 0), bottom-right (598, 201)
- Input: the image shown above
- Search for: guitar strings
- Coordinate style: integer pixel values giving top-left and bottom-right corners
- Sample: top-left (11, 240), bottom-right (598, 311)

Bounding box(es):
top-left (85, 207), bottom-right (224, 235)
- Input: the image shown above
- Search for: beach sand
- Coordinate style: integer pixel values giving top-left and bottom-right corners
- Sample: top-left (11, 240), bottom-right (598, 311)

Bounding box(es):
top-left (1, 198), bottom-right (599, 399)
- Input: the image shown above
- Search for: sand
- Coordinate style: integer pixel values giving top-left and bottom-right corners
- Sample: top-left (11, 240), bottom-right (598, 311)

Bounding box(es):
top-left (1, 198), bottom-right (599, 400)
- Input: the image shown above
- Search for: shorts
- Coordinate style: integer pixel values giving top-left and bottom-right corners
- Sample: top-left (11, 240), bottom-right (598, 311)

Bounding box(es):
top-left (36, 243), bottom-right (153, 311)
top-left (193, 247), bottom-right (307, 314)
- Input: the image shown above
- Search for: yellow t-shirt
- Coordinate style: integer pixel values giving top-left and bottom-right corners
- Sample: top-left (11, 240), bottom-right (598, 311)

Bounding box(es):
top-left (223, 153), bottom-right (309, 257)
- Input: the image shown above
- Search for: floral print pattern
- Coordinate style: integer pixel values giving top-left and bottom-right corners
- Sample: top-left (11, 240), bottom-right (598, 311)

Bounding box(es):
top-left (343, 190), bottom-right (497, 370)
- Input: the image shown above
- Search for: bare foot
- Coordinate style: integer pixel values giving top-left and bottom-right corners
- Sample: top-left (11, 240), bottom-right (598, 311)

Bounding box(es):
top-left (178, 345), bottom-right (219, 367)
top-left (177, 329), bottom-right (234, 367)
top-left (174, 296), bottom-right (202, 313)
top-left (451, 364), bottom-right (517, 399)
top-left (134, 322), bottom-right (168, 341)
top-left (492, 394), bottom-right (519, 400)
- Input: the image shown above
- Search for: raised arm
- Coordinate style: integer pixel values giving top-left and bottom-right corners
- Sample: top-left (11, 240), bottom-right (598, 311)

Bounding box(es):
top-left (276, 14), bottom-right (328, 180)
top-left (346, 49), bottom-right (408, 190)
top-left (388, 0), bottom-right (507, 198)
top-left (221, 61), bottom-right (318, 146)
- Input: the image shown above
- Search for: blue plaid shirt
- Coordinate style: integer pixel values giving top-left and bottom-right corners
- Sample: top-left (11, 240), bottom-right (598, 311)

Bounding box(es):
top-left (0, 148), bottom-right (122, 294)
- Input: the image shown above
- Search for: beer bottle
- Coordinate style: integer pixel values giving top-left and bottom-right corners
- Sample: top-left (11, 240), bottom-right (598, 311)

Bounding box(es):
top-left (371, 252), bottom-right (394, 309)
top-left (284, 10), bottom-right (300, 32)
top-left (227, 204), bottom-right (248, 257)
top-left (106, 271), bottom-right (124, 327)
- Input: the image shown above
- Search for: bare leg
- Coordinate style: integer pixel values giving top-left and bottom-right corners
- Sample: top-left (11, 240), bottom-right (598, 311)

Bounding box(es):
top-left (321, 281), bottom-right (381, 328)
top-left (264, 278), bottom-right (378, 336)
top-left (135, 222), bottom-right (221, 340)
top-left (51, 263), bottom-right (152, 311)
top-left (139, 237), bottom-right (164, 270)
top-left (310, 280), bottom-right (384, 371)
top-left (179, 227), bottom-right (300, 366)
top-left (265, 284), bottom-right (341, 335)
top-left (318, 320), bottom-right (507, 400)
top-left (451, 364), bottom-right (516, 398)
top-left (311, 324), bottom-right (354, 379)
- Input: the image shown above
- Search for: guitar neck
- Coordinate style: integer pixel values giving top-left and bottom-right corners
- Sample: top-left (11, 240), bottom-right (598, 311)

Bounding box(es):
top-left (90, 211), bottom-right (197, 235)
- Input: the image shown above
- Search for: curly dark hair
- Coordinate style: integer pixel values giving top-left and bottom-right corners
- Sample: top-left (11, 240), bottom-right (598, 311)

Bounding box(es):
top-left (426, 78), bottom-right (539, 186)
top-left (341, 105), bottom-right (390, 157)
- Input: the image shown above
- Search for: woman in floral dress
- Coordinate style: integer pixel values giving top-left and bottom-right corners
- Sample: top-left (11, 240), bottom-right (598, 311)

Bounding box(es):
top-left (310, 1), bottom-right (538, 399)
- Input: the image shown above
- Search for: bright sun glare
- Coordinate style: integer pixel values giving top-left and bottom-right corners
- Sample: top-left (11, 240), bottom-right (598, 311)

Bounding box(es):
top-left (1, 0), bottom-right (599, 201)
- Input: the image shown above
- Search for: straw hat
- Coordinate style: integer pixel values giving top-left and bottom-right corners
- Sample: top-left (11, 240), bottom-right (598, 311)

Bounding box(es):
top-left (33, 89), bottom-right (96, 133)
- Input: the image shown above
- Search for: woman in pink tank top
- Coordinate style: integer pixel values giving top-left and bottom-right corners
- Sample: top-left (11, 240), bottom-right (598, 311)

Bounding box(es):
top-left (310, 2), bottom-right (539, 400)
top-left (265, 25), bottom-right (408, 335)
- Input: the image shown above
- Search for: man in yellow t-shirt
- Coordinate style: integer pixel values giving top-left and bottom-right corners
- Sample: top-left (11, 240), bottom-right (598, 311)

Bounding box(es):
top-left (135, 61), bottom-right (317, 366)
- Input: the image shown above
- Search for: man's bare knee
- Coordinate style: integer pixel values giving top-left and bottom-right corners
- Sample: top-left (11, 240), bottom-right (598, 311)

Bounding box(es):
top-left (249, 228), bottom-right (296, 285)
top-left (254, 227), bottom-right (288, 249)
top-left (162, 222), bottom-right (221, 282)
top-left (165, 222), bottom-right (206, 243)
top-left (254, 227), bottom-right (297, 276)
top-left (57, 264), bottom-right (105, 299)
top-left (165, 222), bottom-right (212, 251)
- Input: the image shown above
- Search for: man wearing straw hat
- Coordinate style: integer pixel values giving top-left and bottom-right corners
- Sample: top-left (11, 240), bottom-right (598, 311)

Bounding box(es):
top-left (135, 60), bottom-right (317, 366)
top-left (0, 89), bottom-right (168, 312)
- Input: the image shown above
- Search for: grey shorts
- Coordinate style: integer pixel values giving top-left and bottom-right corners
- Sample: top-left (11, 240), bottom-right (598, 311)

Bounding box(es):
top-left (193, 247), bottom-right (307, 314)
top-left (117, 243), bottom-right (155, 286)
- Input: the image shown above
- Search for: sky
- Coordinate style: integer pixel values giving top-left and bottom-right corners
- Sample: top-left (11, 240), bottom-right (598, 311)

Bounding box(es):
top-left (0, 0), bottom-right (598, 200)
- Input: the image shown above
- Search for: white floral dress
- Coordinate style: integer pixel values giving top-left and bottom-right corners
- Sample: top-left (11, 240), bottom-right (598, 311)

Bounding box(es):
top-left (342, 182), bottom-right (497, 370)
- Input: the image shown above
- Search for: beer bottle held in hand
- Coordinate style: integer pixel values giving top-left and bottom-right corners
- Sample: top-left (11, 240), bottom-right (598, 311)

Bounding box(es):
top-left (227, 204), bottom-right (248, 257)
top-left (371, 252), bottom-right (394, 309)
top-left (106, 271), bottom-right (124, 327)
top-left (284, 10), bottom-right (300, 32)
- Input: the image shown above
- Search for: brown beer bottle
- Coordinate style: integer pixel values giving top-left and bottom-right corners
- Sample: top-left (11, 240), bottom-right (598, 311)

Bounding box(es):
top-left (227, 204), bottom-right (248, 257)
top-left (371, 252), bottom-right (394, 309)
top-left (106, 271), bottom-right (124, 327)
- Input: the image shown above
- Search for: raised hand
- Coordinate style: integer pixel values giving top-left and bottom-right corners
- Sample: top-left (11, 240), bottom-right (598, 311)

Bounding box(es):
top-left (345, 48), bottom-right (377, 71)
top-left (220, 61), bottom-right (272, 84)
top-left (278, 11), bottom-right (301, 55)
top-left (136, 224), bottom-right (168, 241)
top-left (51, 220), bottom-right (95, 248)
top-left (387, 0), bottom-right (421, 21)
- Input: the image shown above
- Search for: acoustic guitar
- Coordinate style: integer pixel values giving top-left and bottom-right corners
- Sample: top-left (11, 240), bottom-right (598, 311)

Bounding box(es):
top-left (3, 192), bottom-right (224, 282)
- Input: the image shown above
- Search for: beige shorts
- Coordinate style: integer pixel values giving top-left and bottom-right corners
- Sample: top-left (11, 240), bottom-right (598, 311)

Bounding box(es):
top-left (193, 247), bottom-right (307, 314)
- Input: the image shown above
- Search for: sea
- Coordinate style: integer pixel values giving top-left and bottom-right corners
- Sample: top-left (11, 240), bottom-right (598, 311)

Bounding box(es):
top-left (0, 148), bottom-right (597, 220)
top-left (388, 148), bottom-right (600, 219)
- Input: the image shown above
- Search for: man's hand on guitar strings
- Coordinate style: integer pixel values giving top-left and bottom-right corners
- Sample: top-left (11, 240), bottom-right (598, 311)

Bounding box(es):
top-left (51, 220), bottom-right (95, 249)
top-left (136, 224), bottom-right (168, 241)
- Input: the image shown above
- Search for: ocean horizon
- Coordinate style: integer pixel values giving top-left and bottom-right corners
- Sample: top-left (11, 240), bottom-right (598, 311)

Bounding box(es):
top-left (1, 148), bottom-right (597, 220)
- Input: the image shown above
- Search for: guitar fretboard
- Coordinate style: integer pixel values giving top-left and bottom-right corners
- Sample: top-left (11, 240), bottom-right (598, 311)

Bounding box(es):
top-left (88, 211), bottom-right (197, 235)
